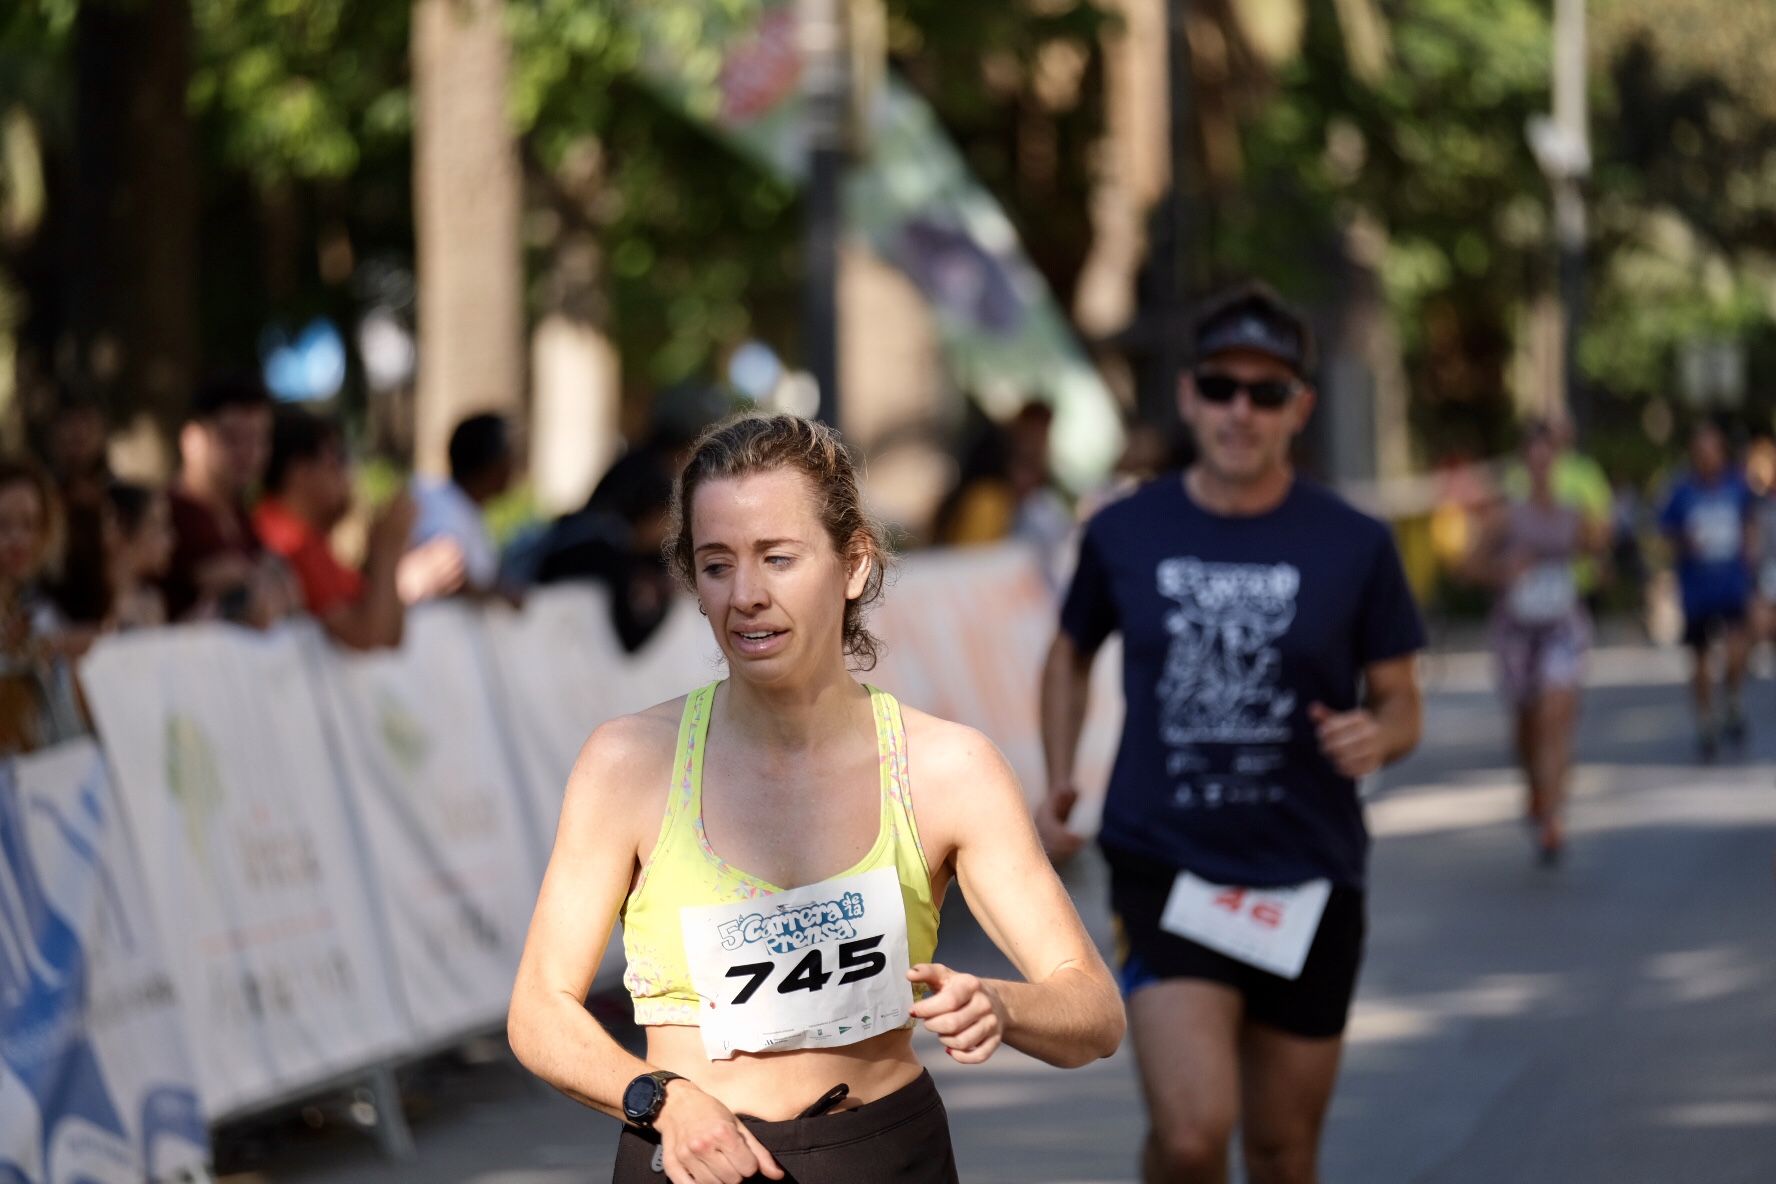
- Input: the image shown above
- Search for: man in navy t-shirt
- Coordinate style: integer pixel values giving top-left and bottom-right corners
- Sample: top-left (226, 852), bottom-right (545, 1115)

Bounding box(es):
top-left (1039, 283), bottom-right (1425, 1184)
top-left (1658, 420), bottom-right (1757, 759)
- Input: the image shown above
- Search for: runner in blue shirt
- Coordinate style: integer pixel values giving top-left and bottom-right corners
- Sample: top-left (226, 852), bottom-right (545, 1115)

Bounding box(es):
top-left (1658, 420), bottom-right (1757, 760)
top-left (1038, 283), bottom-right (1426, 1184)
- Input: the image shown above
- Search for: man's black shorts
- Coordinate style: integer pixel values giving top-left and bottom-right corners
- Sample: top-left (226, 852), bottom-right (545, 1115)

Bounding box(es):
top-left (612, 1070), bottom-right (958, 1183)
top-left (1682, 600), bottom-right (1749, 651)
top-left (1106, 846), bottom-right (1365, 1040)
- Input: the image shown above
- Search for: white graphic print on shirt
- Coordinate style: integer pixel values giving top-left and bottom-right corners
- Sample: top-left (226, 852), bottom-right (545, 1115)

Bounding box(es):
top-left (1156, 558), bottom-right (1300, 748)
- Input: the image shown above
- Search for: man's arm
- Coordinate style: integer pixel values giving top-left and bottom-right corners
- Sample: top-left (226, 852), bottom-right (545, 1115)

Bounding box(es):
top-left (1036, 630), bottom-right (1096, 859)
top-left (321, 494), bottom-right (415, 651)
top-left (1309, 654), bottom-right (1422, 779)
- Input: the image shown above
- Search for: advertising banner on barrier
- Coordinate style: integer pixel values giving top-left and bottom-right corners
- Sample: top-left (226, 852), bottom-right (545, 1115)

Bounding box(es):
top-left (871, 546), bottom-right (1061, 798)
top-left (870, 545), bottom-right (1123, 826)
top-left (483, 588), bottom-right (720, 835)
top-left (483, 588), bottom-right (720, 993)
top-left (479, 585), bottom-right (625, 836)
top-left (310, 603), bottom-right (542, 1042)
top-left (79, 624), bottom-right (410, 1118)
top-left (0, 740), bottom-right (208, 1183)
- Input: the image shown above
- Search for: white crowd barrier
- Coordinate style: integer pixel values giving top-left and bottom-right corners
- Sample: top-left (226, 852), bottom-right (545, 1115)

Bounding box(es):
top-left (80, 624), bottom-right (411, 1120)
top-left (1, 543), bottom-right (1117, 1175)
top-left (308, 603), bottom-right (546, 1049)
top-left (0, 740), bottom-right (208, 1184)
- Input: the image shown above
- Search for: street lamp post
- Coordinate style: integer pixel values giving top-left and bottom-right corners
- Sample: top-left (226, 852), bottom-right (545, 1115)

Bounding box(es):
top-left (1529, 0), bottom-right (1589, 433)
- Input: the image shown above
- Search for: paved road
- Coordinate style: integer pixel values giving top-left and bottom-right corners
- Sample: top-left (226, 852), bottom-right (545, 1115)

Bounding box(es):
top-left (225, 645), bottom-right (1776, 1183)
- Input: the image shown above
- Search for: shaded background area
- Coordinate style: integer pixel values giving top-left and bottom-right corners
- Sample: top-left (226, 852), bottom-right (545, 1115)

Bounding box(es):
top-left (1, 1), bottom-right (1773, 547)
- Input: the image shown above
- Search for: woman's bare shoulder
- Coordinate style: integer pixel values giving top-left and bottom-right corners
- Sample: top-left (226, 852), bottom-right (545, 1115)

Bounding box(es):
top-left (565, 695), bottom-right (688, 803)
top-left (895, 703), bottom-right (1023, 807)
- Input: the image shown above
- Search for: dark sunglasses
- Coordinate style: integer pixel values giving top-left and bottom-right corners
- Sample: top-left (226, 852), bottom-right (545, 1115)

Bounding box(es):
top-left (1193, 372), bottom-right (1298, 410)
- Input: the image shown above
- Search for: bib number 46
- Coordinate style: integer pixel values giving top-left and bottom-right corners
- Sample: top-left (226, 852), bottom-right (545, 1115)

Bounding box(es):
top-left (724, 936), bottom-right (888, 1005)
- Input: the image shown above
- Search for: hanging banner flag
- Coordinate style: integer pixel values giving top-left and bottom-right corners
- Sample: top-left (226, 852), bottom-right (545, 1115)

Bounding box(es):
top-left (307, 604), bottom-right (542, 1043)
top-left (628, 0), bottom-right (1123, 489)
top-left (78, 624), bottom-right (411, 1119)
top-left (0, 740), bottom-right (208, 1184)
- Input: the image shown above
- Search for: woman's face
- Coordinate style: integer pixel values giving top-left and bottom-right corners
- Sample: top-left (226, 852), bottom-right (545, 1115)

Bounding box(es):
top-left (0, 482), bottom-right (46, 586)
top-left (1524, 435), bottom-right (1556, 484)
top-left (689, 468), bottom-right (869, 684)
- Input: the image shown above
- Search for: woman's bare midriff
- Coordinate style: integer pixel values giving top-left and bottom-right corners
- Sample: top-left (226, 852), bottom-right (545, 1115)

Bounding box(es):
top-left (646, 1024), bottom-right (925, 1121)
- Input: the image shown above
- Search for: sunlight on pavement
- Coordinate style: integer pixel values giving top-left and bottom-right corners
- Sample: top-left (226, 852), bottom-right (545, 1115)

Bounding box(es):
top-left (1424, 646), bottom-right (1690, 693)
top-left (1348, 974), bottom-right (1566, 1047)
top-left (1369, 762), bottom-right (1776, 840)
top-left (1638, 946), bottom-right (1770, 1006)
top-left (1655, 1101), bottom-right (1776, 1129)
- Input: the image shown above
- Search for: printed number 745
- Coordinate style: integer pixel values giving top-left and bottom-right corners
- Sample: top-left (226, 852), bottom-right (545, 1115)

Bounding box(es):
top-left (725, 936), bottom-right (887, 1004)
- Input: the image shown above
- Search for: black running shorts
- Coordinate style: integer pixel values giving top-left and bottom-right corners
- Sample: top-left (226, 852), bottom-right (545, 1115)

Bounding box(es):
top-left (612, 1070), bottom-right (958, 1184)
top-left (1106, 846), bottom-right (1366, 1040)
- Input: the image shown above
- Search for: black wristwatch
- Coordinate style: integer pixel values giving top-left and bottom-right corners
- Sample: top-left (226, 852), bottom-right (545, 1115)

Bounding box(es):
top-left (622, 1070), bottom-right (685, 1127)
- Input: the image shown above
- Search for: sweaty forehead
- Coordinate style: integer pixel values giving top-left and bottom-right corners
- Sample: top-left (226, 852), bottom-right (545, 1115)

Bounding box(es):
top-left (692, 469), bottom-right (826, 546)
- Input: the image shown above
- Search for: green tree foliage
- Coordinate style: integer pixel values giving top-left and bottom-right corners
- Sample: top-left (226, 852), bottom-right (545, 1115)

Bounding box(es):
top-left (1207, 0), bottom-right (1774, 471)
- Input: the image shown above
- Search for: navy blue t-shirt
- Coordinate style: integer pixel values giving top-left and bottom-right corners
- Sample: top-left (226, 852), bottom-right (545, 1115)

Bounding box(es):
top-left (1061, 475), bottom-right (1425, 889)
top-left (1658, 471), bottom-right (1755, 613)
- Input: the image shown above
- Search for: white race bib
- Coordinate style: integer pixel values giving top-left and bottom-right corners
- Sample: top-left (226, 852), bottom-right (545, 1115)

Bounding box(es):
top-left (1689, 503), bottom-right (1742, 563)
top-left (681, 866), bottom-right (914, 1060)
top-left (1159, 873), bottom-right (1331, 980)
top-left (1507, 562), bottom-right (1577, 624)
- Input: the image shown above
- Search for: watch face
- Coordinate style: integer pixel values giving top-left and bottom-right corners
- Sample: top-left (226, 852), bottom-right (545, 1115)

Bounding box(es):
top-left (622, 1075), bottom-right (659, 1121)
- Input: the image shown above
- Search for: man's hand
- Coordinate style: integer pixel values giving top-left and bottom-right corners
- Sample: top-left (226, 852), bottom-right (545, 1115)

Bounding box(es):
top-left (1035, 786), bottom-right (1087, 862)
top-left (1308, 702), bottom-right (1385, 779)
top-left (908, 963), bottom-right (1007, 1064)
top-left (653, 1080), bottom-right (784, 1184)
top-left (396, 537), bottom-right (467, 604)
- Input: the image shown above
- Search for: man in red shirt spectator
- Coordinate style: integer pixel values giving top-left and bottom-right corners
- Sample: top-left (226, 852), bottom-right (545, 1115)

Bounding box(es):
top-left (165, 375), bottom-right (279, 621)
top-left (254, 409), bottom-right (417, 650)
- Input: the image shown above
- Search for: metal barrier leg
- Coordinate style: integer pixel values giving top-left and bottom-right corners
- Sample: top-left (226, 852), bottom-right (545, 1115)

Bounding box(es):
top-left (365, 1066), bottom-right (417, 1161)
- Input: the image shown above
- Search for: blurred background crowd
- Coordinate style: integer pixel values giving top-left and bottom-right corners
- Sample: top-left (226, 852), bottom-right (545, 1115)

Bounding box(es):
top-left (0, 0), bottom-right (1773, 750)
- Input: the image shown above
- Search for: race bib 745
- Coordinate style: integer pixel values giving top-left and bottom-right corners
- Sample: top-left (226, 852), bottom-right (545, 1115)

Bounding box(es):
top-left (681, 866), bottom-right (913, 1060)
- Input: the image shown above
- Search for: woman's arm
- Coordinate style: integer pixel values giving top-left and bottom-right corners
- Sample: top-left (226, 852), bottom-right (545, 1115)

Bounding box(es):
top-left (507, 712), bottom-right (786, 1184)
top-left (909, 720), bottom-right (1124, 1069)
top-left (507, 716), bottom-right (661, 1116)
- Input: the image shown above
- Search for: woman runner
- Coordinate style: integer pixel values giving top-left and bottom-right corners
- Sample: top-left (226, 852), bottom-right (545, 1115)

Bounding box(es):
top-left (509, 413), bottom-right (1123, 1183)
top-left (1472, 423), bottom-right (1603, 864)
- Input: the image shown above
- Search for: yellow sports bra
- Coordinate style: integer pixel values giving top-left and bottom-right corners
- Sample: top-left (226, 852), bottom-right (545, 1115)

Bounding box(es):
top-left (621, 681), bottom-right (941, 1026)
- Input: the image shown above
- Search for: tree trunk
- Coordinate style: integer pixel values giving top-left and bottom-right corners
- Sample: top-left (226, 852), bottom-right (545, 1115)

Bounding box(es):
top-left (411, 0), bottom-right (525, 477)
top-left (72, 0), bottom-right (198, 478)
top-left (527, 140), bottom-right (620, 516)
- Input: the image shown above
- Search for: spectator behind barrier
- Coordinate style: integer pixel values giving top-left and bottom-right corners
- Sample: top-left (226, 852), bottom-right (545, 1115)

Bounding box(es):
top-left (403, 411), bottom-right (517, 603)
top-left (165, 373), bottom-right (288, 623)
top-left (0, 458), bottom-right (86, 754)
top-left (45, 394), bottom-right (114, 625)
top-left (104, 482), bottom-right (174, 630)
top-left (254, 409), bottom-right (419, 651)
top-left (525, 445), bottom-right (678, 653)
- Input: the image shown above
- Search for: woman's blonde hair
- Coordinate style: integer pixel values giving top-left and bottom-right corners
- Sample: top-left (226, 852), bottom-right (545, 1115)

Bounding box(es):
top-left (667, 413), bottom-right (891, 670)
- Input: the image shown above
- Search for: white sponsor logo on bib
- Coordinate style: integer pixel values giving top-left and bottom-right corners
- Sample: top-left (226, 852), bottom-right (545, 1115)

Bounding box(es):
top-left (681, 866), bottom-right (913, 1060)
top-left (1160, 873), bottom-right (1331, 980)
top-left (1507, 561), bottom-right (1577, 624)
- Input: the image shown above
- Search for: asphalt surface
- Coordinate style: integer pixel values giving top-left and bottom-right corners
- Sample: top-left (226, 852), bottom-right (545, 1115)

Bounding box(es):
top-left (220, 643), bottom-right (1776, 1183)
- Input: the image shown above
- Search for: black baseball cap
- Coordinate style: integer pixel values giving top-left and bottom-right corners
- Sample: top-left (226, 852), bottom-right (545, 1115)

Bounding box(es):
top-left (1192, 283), bottom-right (1314, 377)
